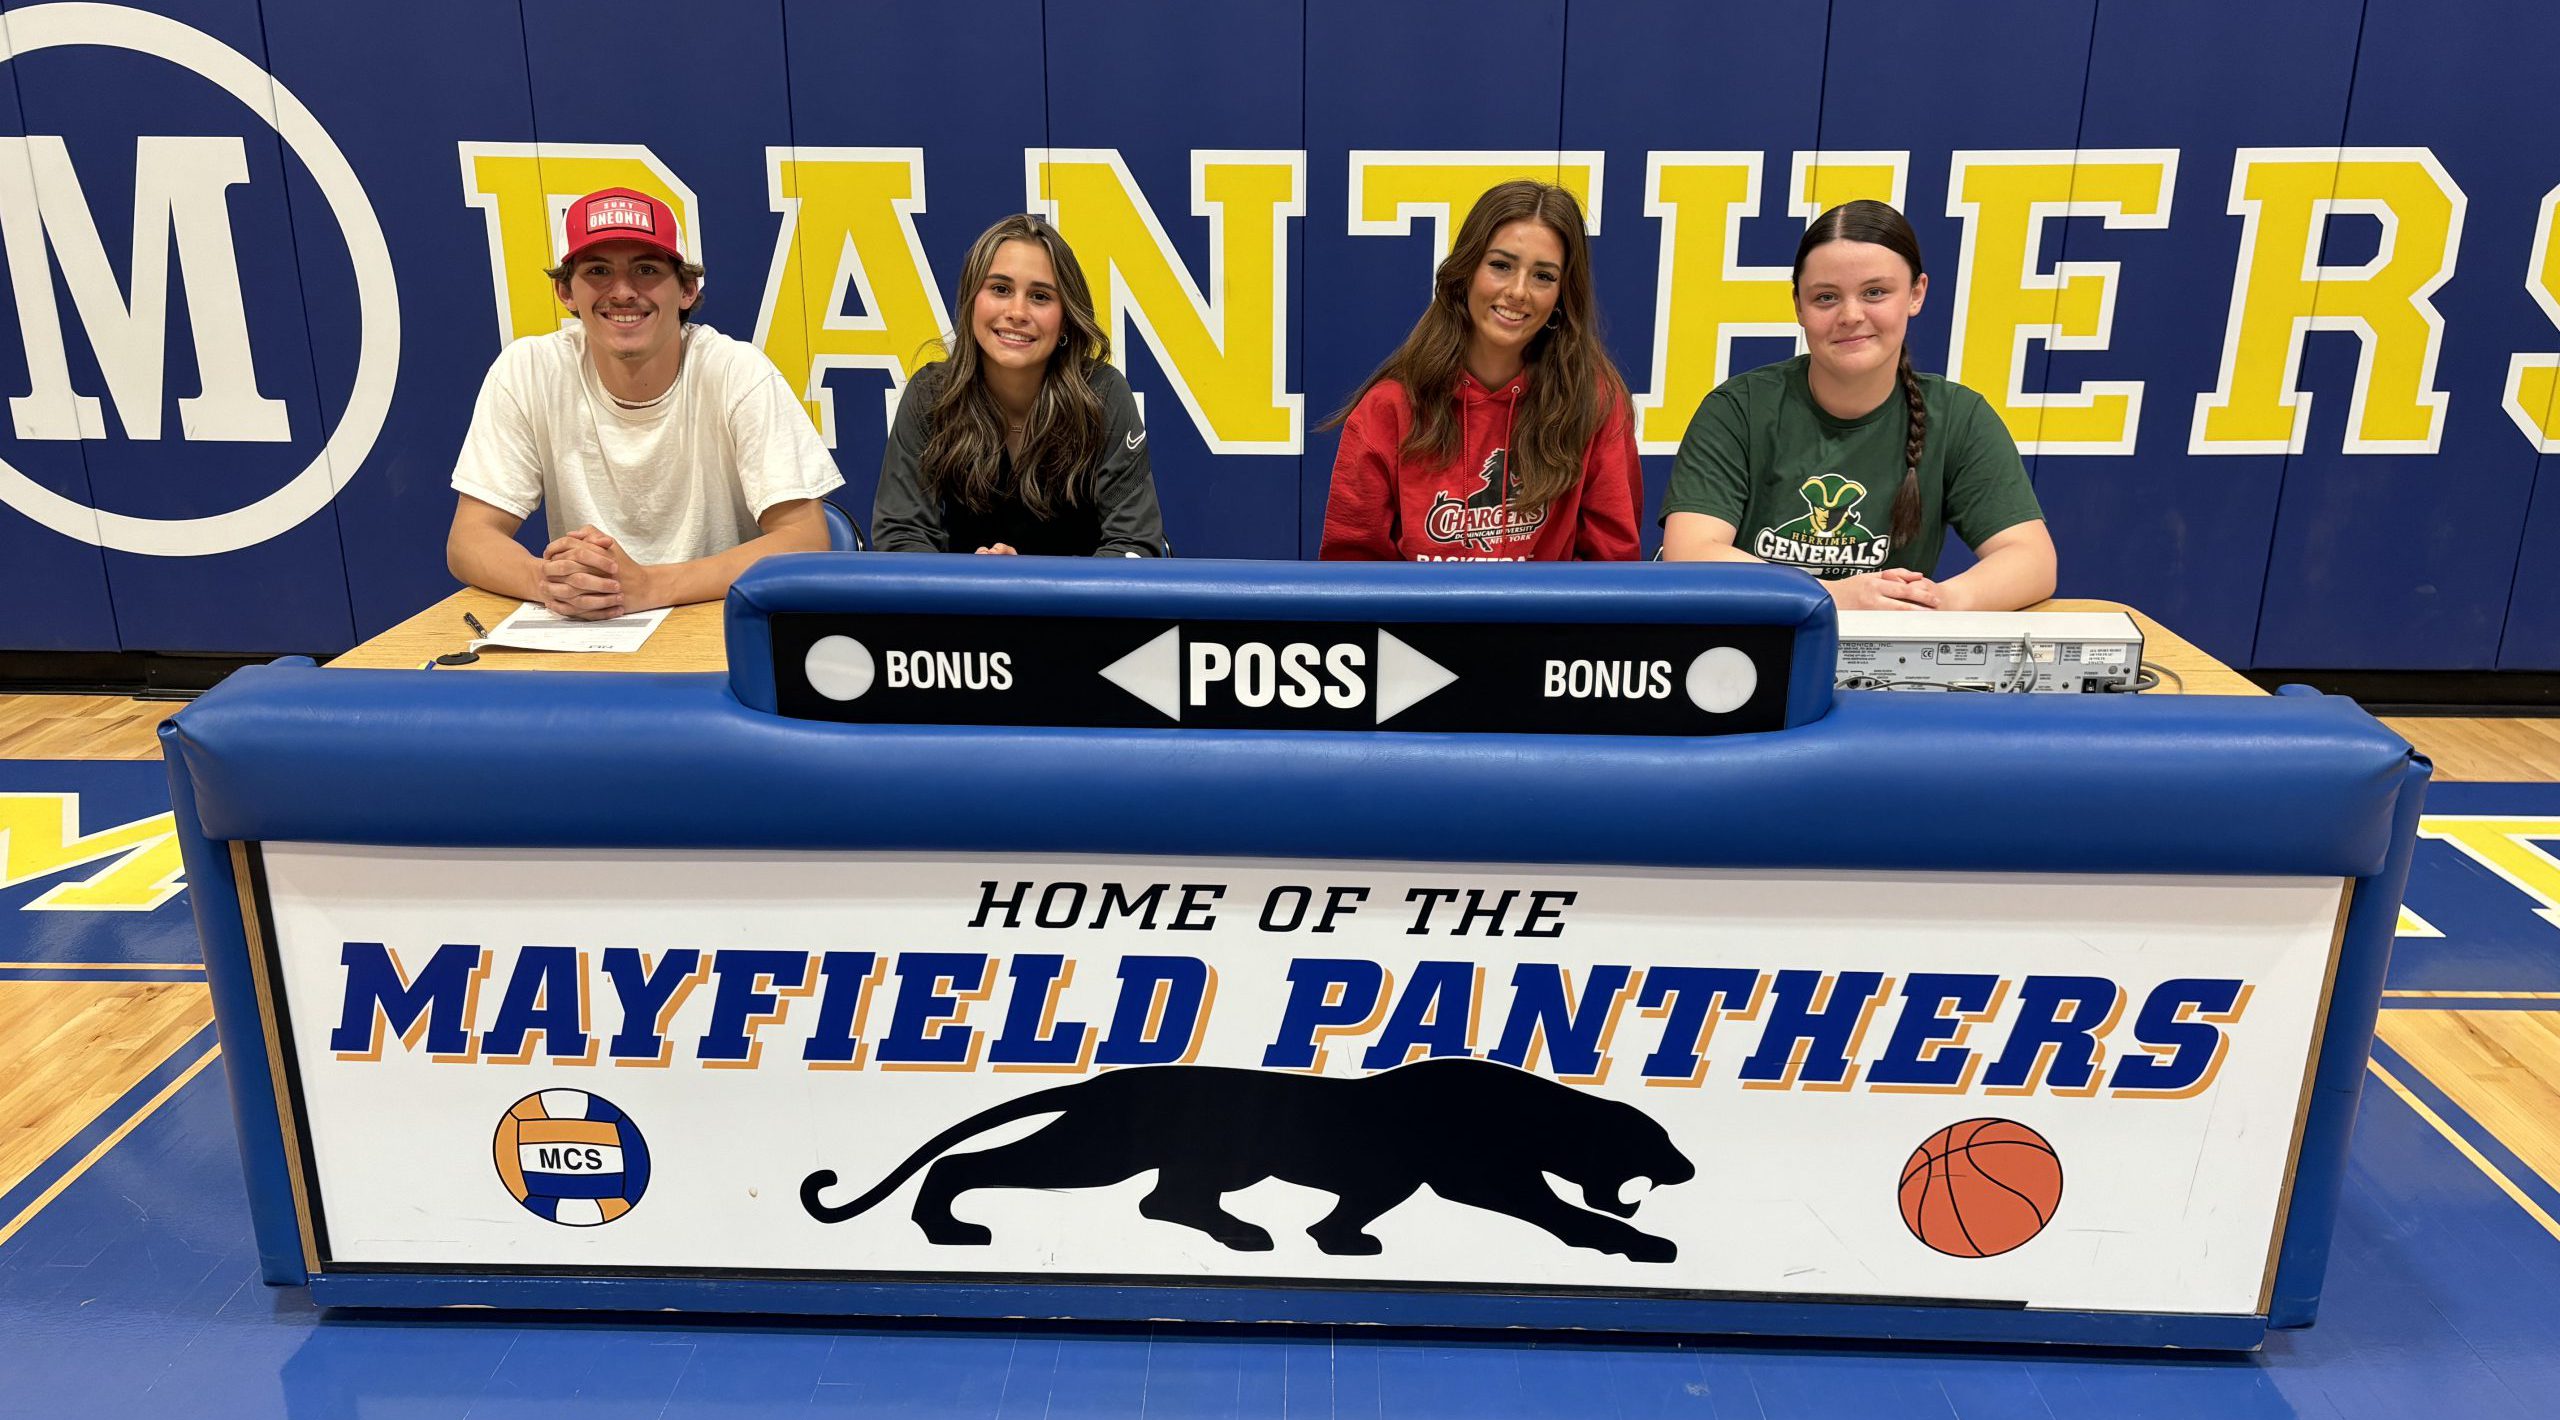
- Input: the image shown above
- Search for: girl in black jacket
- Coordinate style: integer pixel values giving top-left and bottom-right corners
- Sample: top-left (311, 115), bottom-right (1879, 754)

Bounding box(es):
top-left (874, 214), bottom-right (1165, 557)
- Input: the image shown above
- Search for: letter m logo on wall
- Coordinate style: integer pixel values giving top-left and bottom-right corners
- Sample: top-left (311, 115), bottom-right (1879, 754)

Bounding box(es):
top-left (0, 135), bottom-right (289, 442)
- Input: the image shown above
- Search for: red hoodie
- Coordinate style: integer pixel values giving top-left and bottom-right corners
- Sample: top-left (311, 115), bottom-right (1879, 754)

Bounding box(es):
top-left (1320, 371), bottom-right (1644, 561)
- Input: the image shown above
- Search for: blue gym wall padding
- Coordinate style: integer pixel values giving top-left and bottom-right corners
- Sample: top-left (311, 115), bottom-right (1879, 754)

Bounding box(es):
top-left (2, 0), bottom-right (2556, 667)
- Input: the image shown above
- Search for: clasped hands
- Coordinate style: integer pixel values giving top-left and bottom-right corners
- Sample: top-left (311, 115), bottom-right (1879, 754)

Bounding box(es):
top-left (1827, 566), bottom-right (1955, 612)
top-left (540, 527), bottom-right (661, 620)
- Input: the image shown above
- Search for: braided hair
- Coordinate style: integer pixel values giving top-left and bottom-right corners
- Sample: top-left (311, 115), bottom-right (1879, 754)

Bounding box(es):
top-left (1794, 200), bottom-right (1927, 551)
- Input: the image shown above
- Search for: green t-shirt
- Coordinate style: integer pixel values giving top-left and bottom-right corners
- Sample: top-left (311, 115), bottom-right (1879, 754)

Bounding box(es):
top-left (1660, 355), bottom-right (2042, 579)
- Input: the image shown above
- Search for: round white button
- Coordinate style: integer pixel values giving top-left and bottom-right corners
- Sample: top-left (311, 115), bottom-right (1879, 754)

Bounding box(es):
top-left (804, 635), bottom-right (877, 702)
top-left (1685, 646), bottom-right (1758, 714)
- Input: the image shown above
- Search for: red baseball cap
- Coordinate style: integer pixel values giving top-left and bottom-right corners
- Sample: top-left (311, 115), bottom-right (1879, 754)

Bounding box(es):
top-left (561, 188), bottom-right (684, 265)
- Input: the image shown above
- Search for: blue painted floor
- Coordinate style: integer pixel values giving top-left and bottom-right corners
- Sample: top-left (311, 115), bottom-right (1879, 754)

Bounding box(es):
top-left (4, 766), bottom-right (2560, 1416)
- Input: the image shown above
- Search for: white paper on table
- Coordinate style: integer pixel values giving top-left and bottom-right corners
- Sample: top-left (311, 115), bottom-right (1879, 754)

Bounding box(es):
top-left (471, 602), bottom-right (670, 654)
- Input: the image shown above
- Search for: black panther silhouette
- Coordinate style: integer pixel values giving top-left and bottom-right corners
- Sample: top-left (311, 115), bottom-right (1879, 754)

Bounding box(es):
top-left (801, 1058), bottom-right (1695, 1262)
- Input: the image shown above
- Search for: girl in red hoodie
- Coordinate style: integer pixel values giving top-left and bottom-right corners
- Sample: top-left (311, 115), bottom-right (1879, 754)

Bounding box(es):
top-left (1320, 180), bottom-right (1643, 561)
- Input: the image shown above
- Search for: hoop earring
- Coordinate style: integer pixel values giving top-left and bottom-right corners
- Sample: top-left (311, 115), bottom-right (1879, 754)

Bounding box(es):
top-left (1545, 311), bottom-right (1563, 331)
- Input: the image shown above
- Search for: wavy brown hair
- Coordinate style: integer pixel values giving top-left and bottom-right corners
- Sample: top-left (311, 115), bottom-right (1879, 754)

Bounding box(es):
top-left (921, 215), bottom-right (1112, 519)
top-left (1794, 200), bottom-right (1928, 551)
top-left (1329, 180), bottom-right (1628, 516)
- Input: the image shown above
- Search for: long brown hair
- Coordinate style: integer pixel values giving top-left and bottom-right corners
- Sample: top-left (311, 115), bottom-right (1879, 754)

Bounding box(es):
top-left (1794, 200), bottom-right (1928, 550)
top-left (921, 215), bottom-right (1112, 518)
top-left (1329, 180), bottom-right (1628, 516)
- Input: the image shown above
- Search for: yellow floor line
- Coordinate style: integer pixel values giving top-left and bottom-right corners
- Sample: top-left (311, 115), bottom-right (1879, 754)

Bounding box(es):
top-left (2368, 1060), bottom-right (2560, 1246)
top-left (0, 1045), bottom-right (222, 1250)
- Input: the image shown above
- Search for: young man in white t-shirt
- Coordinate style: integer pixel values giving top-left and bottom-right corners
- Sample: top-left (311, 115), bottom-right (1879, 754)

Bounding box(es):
top-left (446, 188), bottom-right (843, 620)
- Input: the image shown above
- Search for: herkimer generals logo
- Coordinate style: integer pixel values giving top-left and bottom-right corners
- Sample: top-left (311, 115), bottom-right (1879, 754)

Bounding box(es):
top-left (0, 5), bottom-right (397, 557)
top-left (1752, 471), bottom-right (1890, 578)
top-left (1424, 448), bottom-right (1546, 553)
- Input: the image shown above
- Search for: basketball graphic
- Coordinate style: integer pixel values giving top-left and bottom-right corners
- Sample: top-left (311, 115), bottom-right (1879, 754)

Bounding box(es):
top-left (493, 1089), bottom-right (652, 1226)
top-left (1898, 1118), bottom-right (2062, 1258)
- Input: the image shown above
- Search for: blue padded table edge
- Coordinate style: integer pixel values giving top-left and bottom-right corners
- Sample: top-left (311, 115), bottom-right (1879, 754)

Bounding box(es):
top-left (164, 663), bottom-right (2417, 878)
top-left (724, 555), bottom-right (1842, 727)
top-left (158, 716), bottom-right (308, 1284)
top-left (2267, 751), bottom-right (2433, 1325)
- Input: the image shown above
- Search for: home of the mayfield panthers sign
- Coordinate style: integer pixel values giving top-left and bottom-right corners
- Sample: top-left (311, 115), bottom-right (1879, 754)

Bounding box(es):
top-left (260, 844), bottom-right (2341, 1318)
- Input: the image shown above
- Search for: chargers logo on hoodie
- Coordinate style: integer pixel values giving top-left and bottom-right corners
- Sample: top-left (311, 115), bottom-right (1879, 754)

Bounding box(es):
top-left (1424, 450), bottom-right (1547, 553)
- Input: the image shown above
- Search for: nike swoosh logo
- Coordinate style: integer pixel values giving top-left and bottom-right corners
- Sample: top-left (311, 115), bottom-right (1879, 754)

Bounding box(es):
top-left (1125, 430), bottom-right (1145, 450)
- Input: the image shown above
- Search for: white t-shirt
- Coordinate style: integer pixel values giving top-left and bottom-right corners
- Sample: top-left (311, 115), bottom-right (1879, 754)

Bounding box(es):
top-left (450, 324), bottom-right (843, 566)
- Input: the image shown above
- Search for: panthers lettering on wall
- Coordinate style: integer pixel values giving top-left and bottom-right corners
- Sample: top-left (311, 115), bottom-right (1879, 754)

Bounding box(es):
top-left (2, 2), bottom-right (2559, 667)
top-left (265, 845), bottom-right (2340, 1316)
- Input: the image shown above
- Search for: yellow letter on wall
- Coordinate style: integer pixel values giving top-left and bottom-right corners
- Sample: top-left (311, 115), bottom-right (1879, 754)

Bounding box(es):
top-left (750, 148), bottom-right (952, 446)
top-left (1790, 151), bottom-right (1909, 220)
top-left (1945, 150), bottom-right (2176, 454)
top-left (458, 144), bottom-right (701, 347)
top-left (2191, 147), bottom-right (2465, 455)
top-left (1635, 152), bottom-right (1904, 454)
top-left (1031, 149), bottom-right (1303, 454)
top-left (1346, 151), bottom-right (1604, 274)
top-left (2504, 182), bottom-right (2560, 453)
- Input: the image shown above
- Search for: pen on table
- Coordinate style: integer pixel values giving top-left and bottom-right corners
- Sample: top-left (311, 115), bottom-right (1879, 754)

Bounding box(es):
top-left (463, 611), bottom-right (490, 639)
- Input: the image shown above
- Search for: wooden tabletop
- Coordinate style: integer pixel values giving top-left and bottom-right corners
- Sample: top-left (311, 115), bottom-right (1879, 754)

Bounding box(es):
top-left (333, 587), bottom-right (2263, 696)
top-left (2043, 598), bottom-right (2262, 698)
top-left (327, 588), bottom-right (727, 673)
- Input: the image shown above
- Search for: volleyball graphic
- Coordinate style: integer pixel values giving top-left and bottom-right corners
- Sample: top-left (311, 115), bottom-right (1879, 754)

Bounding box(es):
top-left (493, 1089), bottom-right (651, 1226)
top-left (1898, 1118), bottom-right (2063, 1258)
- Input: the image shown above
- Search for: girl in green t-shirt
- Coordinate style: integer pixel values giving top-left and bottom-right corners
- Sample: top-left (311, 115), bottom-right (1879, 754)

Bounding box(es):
top-left (1658, 201), bottom-right (2057, 612)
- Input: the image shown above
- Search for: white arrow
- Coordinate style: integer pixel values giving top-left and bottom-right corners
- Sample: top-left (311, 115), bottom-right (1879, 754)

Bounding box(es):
top-left (1375, 630), bottom-right (1457, 724)
top-left (1099, 627), bottom-right (1182, 721)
